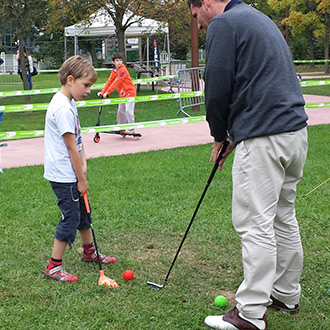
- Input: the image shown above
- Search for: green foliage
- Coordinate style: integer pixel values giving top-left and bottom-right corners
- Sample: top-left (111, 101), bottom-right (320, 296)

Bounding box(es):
top-left (46, 0), bottom-right (106, 33)
top-left (0, 0), bottom-right (48, 38)
top-left (291, 35), bottom-right (310, 59)
top-left (268, 0), bottom-right (328, 43)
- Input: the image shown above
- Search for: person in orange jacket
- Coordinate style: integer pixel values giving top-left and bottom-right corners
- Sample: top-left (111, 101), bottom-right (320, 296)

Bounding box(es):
top-left (97, 53), bottom-right (136, 133)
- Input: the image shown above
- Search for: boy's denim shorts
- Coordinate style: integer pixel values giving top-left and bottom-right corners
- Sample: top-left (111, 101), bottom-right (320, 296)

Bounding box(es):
top-left (50, 181), bottom-right (91, 247)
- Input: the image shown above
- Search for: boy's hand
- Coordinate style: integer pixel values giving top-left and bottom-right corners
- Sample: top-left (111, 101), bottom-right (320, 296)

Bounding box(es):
top-left (78, 179), bottom-right (88, 196)
top-left (97, 92), bottom-right (107, 99)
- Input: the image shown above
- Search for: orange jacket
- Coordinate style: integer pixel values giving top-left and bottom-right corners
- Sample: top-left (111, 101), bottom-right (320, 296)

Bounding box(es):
top-left (101, 64), bottom-right (136, 98)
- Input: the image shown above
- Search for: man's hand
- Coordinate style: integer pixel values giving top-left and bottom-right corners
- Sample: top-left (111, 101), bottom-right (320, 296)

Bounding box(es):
top-left (210, 139), bottom-right (235, 171)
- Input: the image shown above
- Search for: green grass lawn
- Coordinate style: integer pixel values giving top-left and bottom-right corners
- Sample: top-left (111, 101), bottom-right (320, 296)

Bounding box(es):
top-left (0, 124), bottom-right (329, 329)
top-left (295, 63), bottom-right (330, 73)
top-left (0, 71), bottom-right (205, 132)
top-left (0, 71), bottom-right (329, 329)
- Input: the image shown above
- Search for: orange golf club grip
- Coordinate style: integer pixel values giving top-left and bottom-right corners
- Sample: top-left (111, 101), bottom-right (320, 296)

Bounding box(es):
top-left (83, 193), bottom-right (91, 214)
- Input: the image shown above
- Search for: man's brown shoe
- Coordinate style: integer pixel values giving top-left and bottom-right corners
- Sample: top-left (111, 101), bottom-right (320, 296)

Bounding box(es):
top-left (269, 295), bottom-right (299, 314)
top-left (204, 307), bottom-right (268, 330)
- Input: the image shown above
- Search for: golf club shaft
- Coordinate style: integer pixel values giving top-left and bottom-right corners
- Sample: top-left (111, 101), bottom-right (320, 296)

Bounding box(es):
top-left (161, 140), bottom-right (230, 286)
top-left (302, 177), bottom-right (330, 199)
top-left (83, 193), bottom-right (103, 271)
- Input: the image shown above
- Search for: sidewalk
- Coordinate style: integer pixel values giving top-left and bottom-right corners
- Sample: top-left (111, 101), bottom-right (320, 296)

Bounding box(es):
top-left (0, 121), bottom-right (213, 170)
top-left (303, 94), bottom-right (330, 125)
top-left (299, 72), bottom-right (330, 79)
top-left (1, 94), bottom-right (330, 170)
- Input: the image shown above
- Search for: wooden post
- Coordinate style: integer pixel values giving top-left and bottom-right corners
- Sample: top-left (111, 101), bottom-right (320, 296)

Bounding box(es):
top-left (191, 16), bottom-right (200, 111)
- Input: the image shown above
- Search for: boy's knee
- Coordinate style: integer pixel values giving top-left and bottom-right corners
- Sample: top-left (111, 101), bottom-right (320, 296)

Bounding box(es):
top-left (54, 229), bottom-right (77, 247)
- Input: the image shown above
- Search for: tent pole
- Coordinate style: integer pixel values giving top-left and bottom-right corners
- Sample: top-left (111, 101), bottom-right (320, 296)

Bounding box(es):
top-left (167, 33), bottom-right (171, 75)
top-left (147, 37), bottom-right (149, 69)
top-left (64, 37), bottom-right (67, 61)
top-left (139, 37), bottom-right (142, 64)
top-left (124, 36), bottom-right (127, 62)
top-left (74, 35), bottom-right (78, 55)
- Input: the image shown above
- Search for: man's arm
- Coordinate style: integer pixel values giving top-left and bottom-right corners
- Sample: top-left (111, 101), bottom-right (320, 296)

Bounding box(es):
top-left (204, 18), bottom-right (235, 142)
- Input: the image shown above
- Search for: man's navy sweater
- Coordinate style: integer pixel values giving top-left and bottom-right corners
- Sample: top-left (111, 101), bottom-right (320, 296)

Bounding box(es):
top-left (204, 2), bottom-right (308, 144)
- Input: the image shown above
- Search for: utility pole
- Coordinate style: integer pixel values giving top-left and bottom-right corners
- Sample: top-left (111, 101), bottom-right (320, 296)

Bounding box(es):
top-left (191, 16), bottom-right (200, 111)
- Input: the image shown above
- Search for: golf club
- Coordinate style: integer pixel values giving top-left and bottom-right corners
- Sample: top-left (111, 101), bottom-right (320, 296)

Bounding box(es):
top-left (147, 140), bottom-right (230, 290)
top-left (301, 177), bottom-right (330, 199)
top-left (83, 193), bottom-right (119, 288)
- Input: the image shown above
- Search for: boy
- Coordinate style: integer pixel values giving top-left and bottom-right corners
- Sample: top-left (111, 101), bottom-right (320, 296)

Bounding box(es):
top-left (43, 55), bottom-right (116, 283)
top-left (97, 53), bottom-right (136, 133)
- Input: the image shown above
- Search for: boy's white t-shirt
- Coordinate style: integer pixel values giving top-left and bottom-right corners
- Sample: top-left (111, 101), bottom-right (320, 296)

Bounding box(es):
top-left (44, 91), bottom-right (82, 183)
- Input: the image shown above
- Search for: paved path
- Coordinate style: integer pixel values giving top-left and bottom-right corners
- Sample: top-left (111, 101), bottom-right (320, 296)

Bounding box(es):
top-left (0, 121), bottom-right (213, 170)
top-left (299, 72), bottom-right (330, 79)
top-left (1, 94), bottom-right (330, 170)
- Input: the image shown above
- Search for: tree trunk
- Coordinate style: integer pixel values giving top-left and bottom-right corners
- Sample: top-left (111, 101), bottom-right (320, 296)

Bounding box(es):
top-left (191, 16), bottom-right (200, 112)
top-left (116, 26), bottom-right (126, 63)
top-left (87, 42), bottom-right (99, 67)
top-left (17, 29), bottom-right (31, 103)
top-left (307, 28), bottom-right (315, 70)
top-left (324, 13), bottom-right (330, 74)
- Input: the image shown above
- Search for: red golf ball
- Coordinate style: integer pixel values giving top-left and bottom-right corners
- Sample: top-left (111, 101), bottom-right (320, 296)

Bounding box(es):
top-left (123, 270), bottom-right (134, 281)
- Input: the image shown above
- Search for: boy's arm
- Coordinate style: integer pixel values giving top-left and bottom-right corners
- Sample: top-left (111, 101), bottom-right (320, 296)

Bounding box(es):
top-left (81, 143), bottom-right (87, 177)
top-left (63, 132), bottom-right (88, 195)
top-left (100, 71), bottom-right (116, 96)
top-left (104, 67), bottom-right (130, 96)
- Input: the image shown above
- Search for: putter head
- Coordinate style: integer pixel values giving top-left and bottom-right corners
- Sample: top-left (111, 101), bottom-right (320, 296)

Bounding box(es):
top-left (98, 270), bottom-right (119, 288)
top-left (147, 281), bottom-right (164, 290)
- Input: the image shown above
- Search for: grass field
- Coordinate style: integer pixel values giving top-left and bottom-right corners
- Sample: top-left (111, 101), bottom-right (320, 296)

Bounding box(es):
top-left (0, 71), bottom-right (329, 329)
top-left (0, 124), bottom-right (329, 329)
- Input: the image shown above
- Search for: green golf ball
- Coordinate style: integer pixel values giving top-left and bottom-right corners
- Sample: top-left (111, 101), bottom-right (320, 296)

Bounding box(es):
top-left (214, 295), bottom-right (227, 307)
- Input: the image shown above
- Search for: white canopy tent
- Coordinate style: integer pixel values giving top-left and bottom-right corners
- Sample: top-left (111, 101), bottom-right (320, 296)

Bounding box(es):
top-left (64, 7), bottom-right (170, 67)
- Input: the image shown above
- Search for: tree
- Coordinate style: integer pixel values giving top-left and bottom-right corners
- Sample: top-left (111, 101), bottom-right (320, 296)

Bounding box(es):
top-left (47, 0), bottom-right (161, 63)
top-left (269, 0), bottom-right (330, 72)
top-left (47, 0), bottom-right (191, 63)
top-left (138, 0), bottom-right (193, 60)
top-left (316, 0), bottom-right (330, 72)
top-left (46, 0), bottom-right (105, 66)
top-left (0, 0), bottom-right (47, 95)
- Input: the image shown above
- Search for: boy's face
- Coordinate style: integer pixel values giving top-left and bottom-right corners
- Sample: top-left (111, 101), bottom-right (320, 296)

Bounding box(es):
top-left (113, 58), bottom-right (123, 69)
top-left (67, 74), bottom-right (94, 101)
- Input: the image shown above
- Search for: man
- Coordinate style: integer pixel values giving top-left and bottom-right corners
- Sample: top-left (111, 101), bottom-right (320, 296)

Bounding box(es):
top-left (188, 1), bottom-right (308, 329)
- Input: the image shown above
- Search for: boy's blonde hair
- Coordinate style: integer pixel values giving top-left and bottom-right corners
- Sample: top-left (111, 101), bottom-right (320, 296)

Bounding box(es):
top-left (59, 55), bottom-right (97, 85)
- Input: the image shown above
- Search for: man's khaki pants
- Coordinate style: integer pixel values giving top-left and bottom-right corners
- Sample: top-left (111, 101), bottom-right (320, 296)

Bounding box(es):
top-left (233, 128), bottom-right (308, 318)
